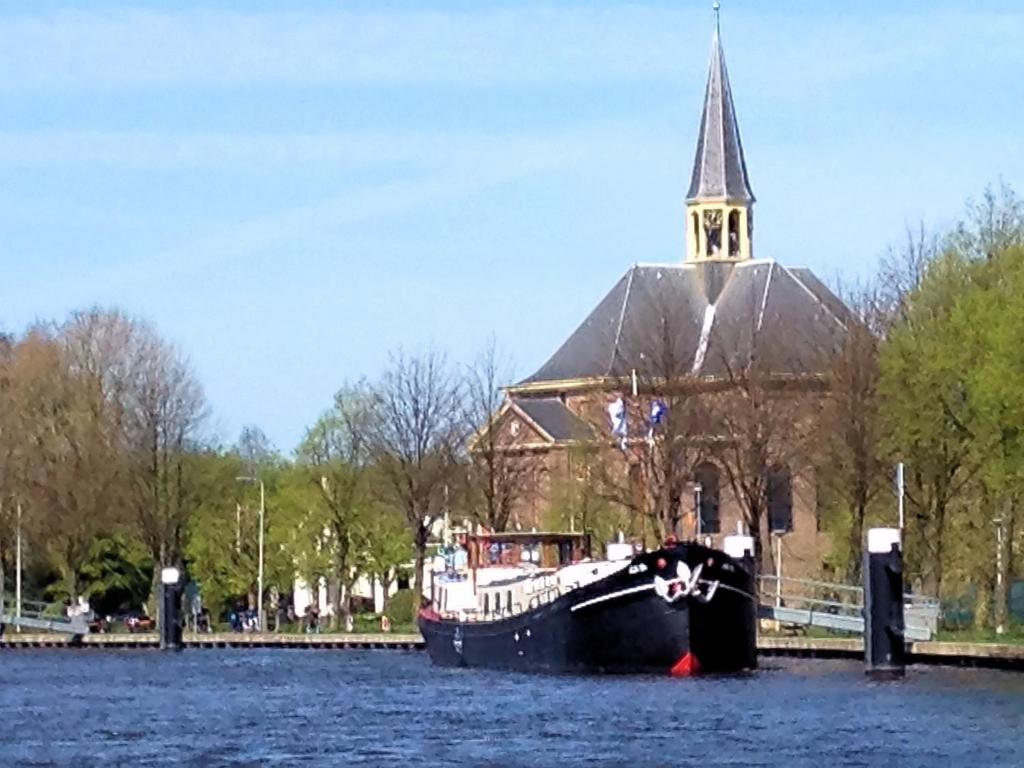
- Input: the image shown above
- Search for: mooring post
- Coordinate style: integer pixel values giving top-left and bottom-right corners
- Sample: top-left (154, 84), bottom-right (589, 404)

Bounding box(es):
top-left (724, 534), bottom-right (758, 669)
top-left (864, 528), bottom-right (905, 678)
top-left (159, 567), bottom-right (184, 651)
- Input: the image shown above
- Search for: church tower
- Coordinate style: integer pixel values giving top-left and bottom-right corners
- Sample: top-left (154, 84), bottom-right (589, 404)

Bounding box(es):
top-left (685, 9), bottom-right (755, 262)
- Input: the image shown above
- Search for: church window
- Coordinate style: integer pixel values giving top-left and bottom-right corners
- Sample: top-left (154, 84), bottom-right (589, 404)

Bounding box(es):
top-left (767, 465), bottom-right (793, 533)
top-left (695, 462), bottom-right (721, 534)
top-left (728, 210), bottom-right (740, 257)
top-left (703, 209), bottom-right (723, 256)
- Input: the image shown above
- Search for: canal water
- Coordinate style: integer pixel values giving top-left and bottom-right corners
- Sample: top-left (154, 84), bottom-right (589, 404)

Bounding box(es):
top-left (0, 650), bottom-right (1022, 767)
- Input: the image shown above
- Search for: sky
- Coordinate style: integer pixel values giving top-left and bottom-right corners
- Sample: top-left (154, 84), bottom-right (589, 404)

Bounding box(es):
top-left (1, 0), bottom-right (1023, 453)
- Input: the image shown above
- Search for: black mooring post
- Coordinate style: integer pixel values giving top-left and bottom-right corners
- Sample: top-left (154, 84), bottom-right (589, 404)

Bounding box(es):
top-left (724, 534), bottom-right (758, 670)
top-left (864, 528), bottom-right (905, 678)
top-left (159, 567), bottom-right (184, 651)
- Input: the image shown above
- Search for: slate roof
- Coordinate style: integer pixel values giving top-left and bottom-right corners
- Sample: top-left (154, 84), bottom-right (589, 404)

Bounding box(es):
top-left (687, 24), bottom-right (754, 203)
top-left (512, 397), bottom-right (595, 441)
top-left (517, 261), bottom-right (848, 386)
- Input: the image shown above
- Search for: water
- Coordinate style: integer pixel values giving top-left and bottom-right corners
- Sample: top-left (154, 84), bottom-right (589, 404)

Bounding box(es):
top-left (1, 650), bottom-right (1022, 767)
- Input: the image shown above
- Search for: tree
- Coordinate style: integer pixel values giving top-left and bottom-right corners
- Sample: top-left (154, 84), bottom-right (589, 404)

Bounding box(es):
top-left (367, 349), bottom-right (465, 623)
top-left (816, 285), bottom-right (889, 580)
top-left (879, 251), bottom-right (979, 597)
top-left (613, 287), bottom-right (706, 542)
top-left (182, 449), bottom-right (257, 619)
top-left (296, 382), bottom-right (378, 628)
top-left (464, 338), bottom-right (537, 532)
top-left (708, 361), bottom-right (817, 571)
top-left (122, 318), bottom-right (208, 600)
top-left (879, 185), bottom-right (1024, 605)
top-left (77, 533), bottom-right (154, 616)
top-left (357, 498), bottom-right (414, 614)
top-left (12, 326), bottom-right (124, 599)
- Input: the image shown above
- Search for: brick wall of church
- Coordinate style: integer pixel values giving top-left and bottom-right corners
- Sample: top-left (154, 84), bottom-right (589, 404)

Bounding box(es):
top-left (499, 386), bottom-right (830, 580)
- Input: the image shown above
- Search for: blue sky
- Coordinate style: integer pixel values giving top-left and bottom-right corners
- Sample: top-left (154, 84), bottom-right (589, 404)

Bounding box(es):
top-left (2, 0), bottom-right (1022, 452)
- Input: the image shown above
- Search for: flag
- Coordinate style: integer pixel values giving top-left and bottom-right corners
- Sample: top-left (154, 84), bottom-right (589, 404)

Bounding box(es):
top-left (648, 399), bottom-right (668, 439)
top-left (607, 396), bottom-right (628, 449)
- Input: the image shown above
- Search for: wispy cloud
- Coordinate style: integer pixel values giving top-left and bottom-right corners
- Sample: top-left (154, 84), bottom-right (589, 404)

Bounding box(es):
top-left (1, 5), bottom-right (1019, 92)
top-left (0, 7), bottom-right (690, 90)
top-left (0, 125), bottom-right (664, 169)
top-left (35, 121), bottom-right (644, 302)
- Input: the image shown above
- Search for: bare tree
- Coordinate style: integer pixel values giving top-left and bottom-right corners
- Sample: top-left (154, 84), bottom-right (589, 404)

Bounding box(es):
top-left (62, 310), bottom-right (209, 602)
top-left (877, 223), bottom-right (941, 328)
top-left (367, 349), bottom-right (465, 622)
top-left (464, 338), bottom-right (538, 532)
top-left (125, 329), bottom-right (207, 593)
top-left (817, 284), bottom-right (888, 580)
top-left (950, 180), bottom-right (1024, 261)
top-left (583, 282), bottom-right (709, 545)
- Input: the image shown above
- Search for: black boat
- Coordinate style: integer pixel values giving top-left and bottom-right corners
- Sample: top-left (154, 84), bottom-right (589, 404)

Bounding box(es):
top-left (418, 532), bottom-right (757, 676)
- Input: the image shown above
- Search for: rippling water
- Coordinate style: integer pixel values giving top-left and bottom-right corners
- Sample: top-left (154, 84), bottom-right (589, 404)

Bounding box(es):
top-left (0, 649), bottom-right (1022, 767)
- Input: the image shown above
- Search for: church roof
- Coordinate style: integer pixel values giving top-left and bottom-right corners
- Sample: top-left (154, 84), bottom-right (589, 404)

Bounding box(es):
top-left (516, 261), bottom-right (848, 387)
top-left (686, 24), bottom-right (754, 204)
top-left (512, 398), bottom-right (595, 441)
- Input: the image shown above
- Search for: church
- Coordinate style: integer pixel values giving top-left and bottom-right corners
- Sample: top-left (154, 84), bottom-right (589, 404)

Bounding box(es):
top-left (485, 16), bottom-right (848, 578)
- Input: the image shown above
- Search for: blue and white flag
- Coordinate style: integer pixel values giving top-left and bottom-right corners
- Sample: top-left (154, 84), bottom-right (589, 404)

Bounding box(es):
top-left (607, 396), bottom-right (628, 449)
top-left (647, 399), bottom-right (668, 439)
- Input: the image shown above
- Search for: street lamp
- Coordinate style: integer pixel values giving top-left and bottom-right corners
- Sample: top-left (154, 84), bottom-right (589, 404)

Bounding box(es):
top-left (693, 482), bottom-right (703, 539)
top-left (237, 476), bottom-right (266, 632)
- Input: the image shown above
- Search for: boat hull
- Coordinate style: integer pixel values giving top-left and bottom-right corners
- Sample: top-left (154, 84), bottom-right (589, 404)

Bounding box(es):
top-left (419, 543), bottom-right (756, 675)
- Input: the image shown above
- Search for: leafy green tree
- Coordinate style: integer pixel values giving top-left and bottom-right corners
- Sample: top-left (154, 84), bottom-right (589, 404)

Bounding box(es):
top-left (77, 533), bottom-right (154, 616)
top-left (296, 383), bottom-right (379, 627)
top-left (879, 250), bottom-right (980, 597)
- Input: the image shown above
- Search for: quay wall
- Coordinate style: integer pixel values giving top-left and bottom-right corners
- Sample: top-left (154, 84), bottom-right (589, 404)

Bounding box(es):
top-left (1, 632), bottom-right (1022, 670)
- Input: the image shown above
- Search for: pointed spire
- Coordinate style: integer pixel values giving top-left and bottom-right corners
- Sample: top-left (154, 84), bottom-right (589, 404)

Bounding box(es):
top-left (686, 9), bottom-right (754, 204)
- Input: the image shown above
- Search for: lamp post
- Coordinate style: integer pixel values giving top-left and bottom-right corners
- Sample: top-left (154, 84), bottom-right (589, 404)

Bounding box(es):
top-left (693, 483), bottom-right (703, 539)
top-left (237, 476), bottom-right (265, 632)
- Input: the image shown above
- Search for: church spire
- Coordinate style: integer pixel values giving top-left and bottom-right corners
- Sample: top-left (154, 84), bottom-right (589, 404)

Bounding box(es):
top-left (686, 5), bottom-right (755, 262)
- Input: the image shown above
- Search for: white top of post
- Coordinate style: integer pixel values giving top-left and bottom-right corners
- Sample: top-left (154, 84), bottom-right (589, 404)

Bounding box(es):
top-left (867, 528), bottom-right (901, 554)
top-left (724, 534), bottom-right (755, 560)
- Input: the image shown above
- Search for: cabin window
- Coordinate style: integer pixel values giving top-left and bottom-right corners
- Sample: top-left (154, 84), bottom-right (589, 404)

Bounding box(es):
top-left (483, 593), bottom-right (490, 616)
top-left (695, 462), bottom-right (721, 534)
top-left (507, 591), bottom-right (513, 615)
top-left (767, 465), bottom-right (793, 533)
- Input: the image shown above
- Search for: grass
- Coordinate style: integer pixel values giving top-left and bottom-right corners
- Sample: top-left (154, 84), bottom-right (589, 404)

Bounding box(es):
top-left (934, 624), bottom-right (1024, 645)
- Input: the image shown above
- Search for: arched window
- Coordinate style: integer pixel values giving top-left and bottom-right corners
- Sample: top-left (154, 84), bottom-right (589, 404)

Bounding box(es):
top-left (728, 210), bottom-right (740, 256)
top-left (694, 462), bottom-right (720, 534)
top-left (692, 212), bottom-right (700, 256)
top-left (767, 465), bottom-right (793, 533)
top-left (704, 209), bottom-right (723, 256)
